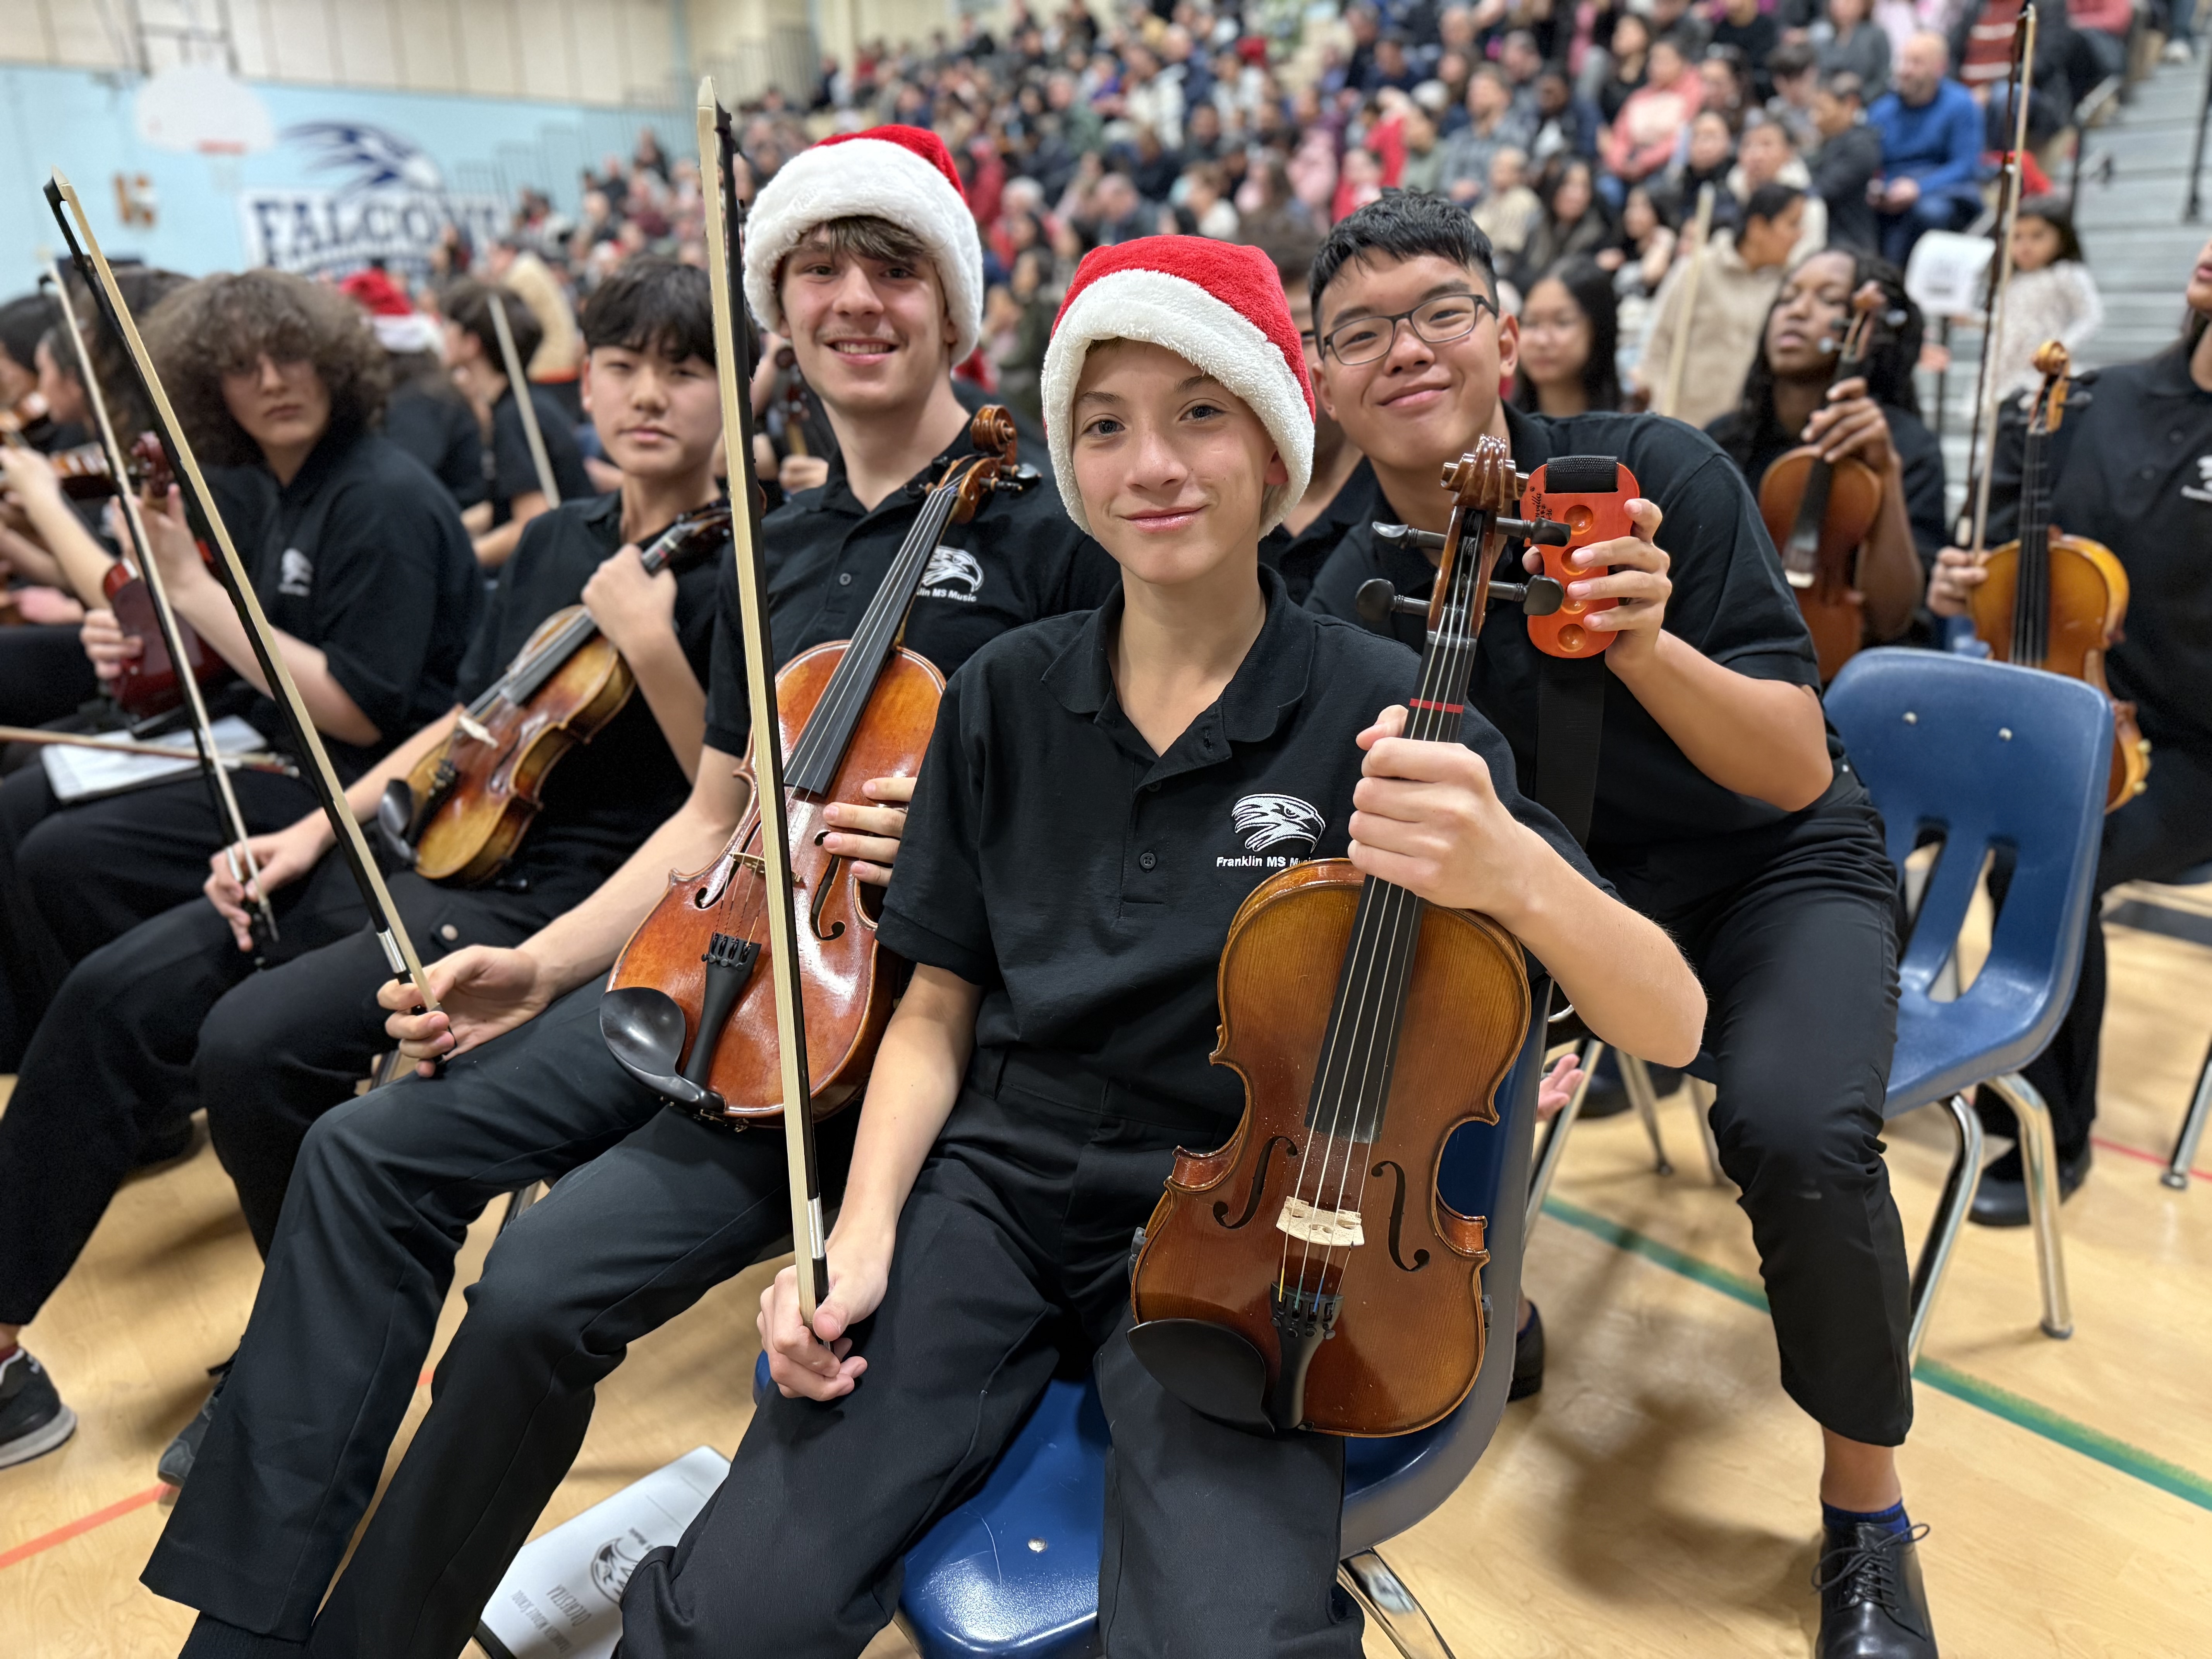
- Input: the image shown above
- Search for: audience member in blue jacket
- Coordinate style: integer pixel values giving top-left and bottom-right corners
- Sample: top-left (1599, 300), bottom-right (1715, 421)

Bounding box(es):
top-left (1867, 32), bottom-right (1987, 266)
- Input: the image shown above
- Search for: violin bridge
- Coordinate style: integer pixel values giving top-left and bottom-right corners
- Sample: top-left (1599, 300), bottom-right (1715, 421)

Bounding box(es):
top-left (1277, 1196), bottom-right (1364, 1248)
top-left (455, 713), bottom-right (496, 744)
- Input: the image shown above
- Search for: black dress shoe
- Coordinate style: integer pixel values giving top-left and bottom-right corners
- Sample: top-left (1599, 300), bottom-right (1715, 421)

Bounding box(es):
top-left (158, 1354), bottom-right (233, 1488)
top-left (1509, 1302), bottom-right (1544, 1400)
top-left (1815, 1520), bottom-right (1938, 1657)
top-left (1969, 1141), bottom-right (2092, 1228)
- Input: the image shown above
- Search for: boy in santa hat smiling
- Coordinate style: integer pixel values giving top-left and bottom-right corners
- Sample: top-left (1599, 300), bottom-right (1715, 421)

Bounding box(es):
top-left (619, 237), bottom-right (1701, 1657)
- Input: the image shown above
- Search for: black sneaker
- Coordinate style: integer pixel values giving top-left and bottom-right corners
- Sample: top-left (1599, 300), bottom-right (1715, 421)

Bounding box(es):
top-left (1969, 1142), bottom-right (2092, 1228)
top-left (1815, 1520), bottom-right (1938, 1657)
top-left (1509, 1302), bottom-right (1545, 1400)
top-left (0, 1348), bottom-right (78, 1468)
top-left (158, 1354), bottom-right (234, 1489)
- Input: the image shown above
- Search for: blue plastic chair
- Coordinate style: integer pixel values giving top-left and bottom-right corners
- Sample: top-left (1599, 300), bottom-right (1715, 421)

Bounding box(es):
top-left (1824, 649), bottom-right (2114, 1353)
top-left (755, 1009), bottom-right (1554, 1658)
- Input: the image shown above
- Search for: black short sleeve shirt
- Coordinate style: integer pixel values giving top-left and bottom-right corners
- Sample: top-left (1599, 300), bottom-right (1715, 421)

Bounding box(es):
top-left (701, 428), bottom-right (1120, 759)
top-left (488, 386), bottom-right (594, 524)
top-left (1305, 406), bottom-right (1852, 880)
top-left (877, 566), bottom-right (1605, 1129)
top-left (209, 427), bottom-right (479, 780)
top-left (1260, 457), bottom-right (1382, 606)
top-left (458, 492), bottom-right (721, 883)
top-left (1707, 400), bottom-right (1949, 561)
top-left (384, 384), bottom-right (487, 510)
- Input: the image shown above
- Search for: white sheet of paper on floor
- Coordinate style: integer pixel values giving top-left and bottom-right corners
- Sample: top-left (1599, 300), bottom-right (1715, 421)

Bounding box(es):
top-left (474, 1445), bottom-right (730, 1659)
top-left (39, 715), bottom-right (270, 802)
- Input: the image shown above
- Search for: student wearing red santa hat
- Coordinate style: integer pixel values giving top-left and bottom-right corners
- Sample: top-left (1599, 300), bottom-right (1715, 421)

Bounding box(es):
top-left (617, 236), bottom-right (1701, 1657)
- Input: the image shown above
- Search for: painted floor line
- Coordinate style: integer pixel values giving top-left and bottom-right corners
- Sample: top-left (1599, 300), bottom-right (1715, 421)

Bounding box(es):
top-left (0, 1481), bottom-right (168, 1571)
top-left (1539, 1194), bottom-right (2212, 1515)
top-left (2090, 1132), bottom-right (2209, 1183)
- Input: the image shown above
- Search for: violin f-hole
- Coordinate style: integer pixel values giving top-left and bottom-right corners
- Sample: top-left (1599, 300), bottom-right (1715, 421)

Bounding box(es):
top-left (809, 848), bottom-right (847, 941)
top-left (1371, 1159), bottom-right (1430, 1272)
top-left (1213, 1134), bottom-right (1298, 1230)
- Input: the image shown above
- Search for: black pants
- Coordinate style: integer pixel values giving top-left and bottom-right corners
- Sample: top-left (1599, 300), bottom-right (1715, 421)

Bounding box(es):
top-left (619, 1074), bottom-right (1360, 1659)
top-left (1624, 787), bottom-right (1911, 1447)
top-left (0, 623), bottom-right (99, 735)
top-left (0, 760), bottom-right (316, 1069)
top-left (143, 979), bottom-right (857, 1659)
top-left (2014, 730), bottom-right (2212, 1156)
top-left (0, 860), bottom-right (567, 1330)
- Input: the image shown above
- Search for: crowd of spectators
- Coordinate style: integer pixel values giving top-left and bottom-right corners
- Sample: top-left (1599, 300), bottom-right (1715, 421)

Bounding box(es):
top-left (421, 0), bottom-right (2170, 431)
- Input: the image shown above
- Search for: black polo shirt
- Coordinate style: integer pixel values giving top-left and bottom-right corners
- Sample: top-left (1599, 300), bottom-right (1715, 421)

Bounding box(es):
top-left (701, 424), bottom-right (1119, 758)
top-left (204, 426), bottom-right (478, 780)
top-left (1307, 405), bottom-right (1852, 903)
top-left (488, 385), bottom-right (593, 525)
top-left (384, 381), bottom-right (487, 510)
top-left (1982, 352), bottom-right (2212, 753)
top-left (456, 491), bottom-right (720, 886)
top-left (1706, 401), bottom-right (1948, 561)
top-left (1261, 456), bottom-right (1382, 606)
top-left (877, 566), bottom-right (1602, 1129)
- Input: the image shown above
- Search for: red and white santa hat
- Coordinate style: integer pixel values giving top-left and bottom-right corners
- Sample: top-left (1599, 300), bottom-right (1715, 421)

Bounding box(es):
top-left (741, 125), bottom-right (984, 364)
top-left (1041, 237), bottom-right (1314, 538)
top-left (338, 266), bottom-right (440, 356)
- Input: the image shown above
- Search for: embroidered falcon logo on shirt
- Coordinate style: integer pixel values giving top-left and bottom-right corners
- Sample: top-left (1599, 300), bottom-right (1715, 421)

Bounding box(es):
top-left (2182, 455), bottom-right (2212, 504)
top-left (1232, 793), bottom-right (1325, 854)
top-left (278, 548), bottom-right (314, 597)
top-left (917, 545), bottom-right (984, 602)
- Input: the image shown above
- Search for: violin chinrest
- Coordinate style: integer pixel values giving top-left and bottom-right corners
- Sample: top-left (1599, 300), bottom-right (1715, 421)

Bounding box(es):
top-left (1127, 1317), bottom-right (1276, 1434)
top-left (600, 985), bottom-right (717, 1109)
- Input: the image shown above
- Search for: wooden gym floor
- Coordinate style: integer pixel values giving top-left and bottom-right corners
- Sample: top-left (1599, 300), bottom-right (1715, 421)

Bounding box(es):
top-left (3, 888), bottom-right (2210, 1657)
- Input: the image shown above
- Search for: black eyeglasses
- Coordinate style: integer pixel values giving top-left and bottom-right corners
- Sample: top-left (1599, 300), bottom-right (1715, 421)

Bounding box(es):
top-left (1319, 292), bottom-right (1498, 366)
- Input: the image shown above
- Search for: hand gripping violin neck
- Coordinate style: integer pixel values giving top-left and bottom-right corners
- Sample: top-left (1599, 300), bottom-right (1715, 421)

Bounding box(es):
top-left (1127, 437), bottom-right (1540, 1438)
top-left (599, 406), bottom-right (1024, 1124)
top-left (376, 503), bottom-right (734, 883)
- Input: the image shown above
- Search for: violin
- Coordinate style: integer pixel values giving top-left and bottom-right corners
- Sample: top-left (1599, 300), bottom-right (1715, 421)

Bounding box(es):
top-left (599, 406), bottom-right (1025, 1124)
top-left (45, 431), bottom-right (172, 500)
top-left (775, 345), bottom-right (812, 462)
top-left (380, 502), bottom-right (735, 884)
top-left (1964, 342), bottom-right (2150, 812)
top-left (1756, 282), bottom-right (1896, 683)
top-left (1127, 437), bottom-right (1539, 1438)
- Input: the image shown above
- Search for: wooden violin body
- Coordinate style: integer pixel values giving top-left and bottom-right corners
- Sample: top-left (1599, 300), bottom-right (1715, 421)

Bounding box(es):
top-left (102, 559), bottom-right (232, 718)
top-left (405, 607), bottom-right (635, 884)
top-left (606, 639), bottom-right (943, 1123)
top-left (1130, 862), bottom-right (1528, 1435)
top-left (1757, 447), bottom-right (1881, 683)
top-left (1966, 528), bottom-right (2148, 810)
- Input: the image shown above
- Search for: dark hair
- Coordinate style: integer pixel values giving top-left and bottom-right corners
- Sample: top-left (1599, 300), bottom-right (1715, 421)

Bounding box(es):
top-left (1311, 189), bottom-right (1499, 326)
top-left (142, 270), bottom-right (388, 467)
top-left (1724, 248), bottom-right (1923, 469)
top-left (441, 278), bottom-right (544, 375)
top-left (1744, 181), bottom-right (1807, 225)
top-left (1769, 41), bottom-right (1819, 80)
top-left (2009, 196), bottom-right (2087, 266)
top-left (1512, 256), bottom-right (1622, 414)
top-left (781, 214), bottom-right (933, 288)
top-left (1821, 69), bottom-right (1867, 103)
top-left (0, 294), bottom-right (54, 376)
top-left (580, 256), bottom-right (714, 365)
top-left (62, 266), bottom-right (193, 437)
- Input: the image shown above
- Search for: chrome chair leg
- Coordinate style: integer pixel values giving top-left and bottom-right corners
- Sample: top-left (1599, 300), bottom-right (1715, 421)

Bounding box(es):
top-left (1907, 1094), bottom-right (1985, 1366)
top-left (2165, 1037), bottom-right (2212, 1191)
top-left (1339, 1550), bottom-right (1457, 1659)
top-left (1982, 1072), bottom-right (2075, 1339)
top-left (1617, 1053), bottom-right (1674, 1176)
top-left (1527, 1039), bottom-right (1605, 1219)
top-left (499, 1180), bottom-right (544, 1234)
top-left (1690, 1078), bottom-right (1727, 1187)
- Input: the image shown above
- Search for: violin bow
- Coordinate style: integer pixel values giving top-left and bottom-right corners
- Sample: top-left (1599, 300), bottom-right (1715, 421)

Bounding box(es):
top-left (45, 170), bottom-right (442, 1022)
top-left (698, 77), bottom-right (830, 1321)
top-left (41, 259), bottom-right (279, 957)
top-left (486, 291), bottom-right (562, 508)
top-left (1963, 1), bottom-right (2038, 560)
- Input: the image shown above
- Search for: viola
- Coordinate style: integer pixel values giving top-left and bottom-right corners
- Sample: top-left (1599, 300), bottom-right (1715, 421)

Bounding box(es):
top-left (1756, 282), bottom-right (1896, 683)
top-left (599, 406), bottom-right (1025, 1124)
top-left (1965, 342), bottom-right (2150, 812)
top-left (1126, 437), bottom-right (1539, 1438)
top-left (380, 502), bottom-right (735, 884)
